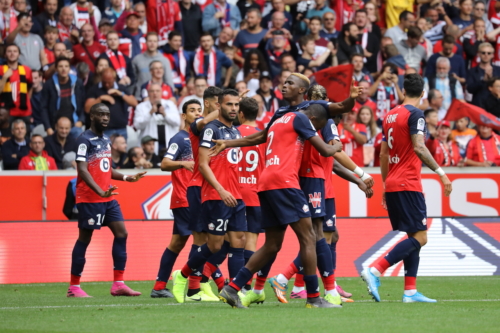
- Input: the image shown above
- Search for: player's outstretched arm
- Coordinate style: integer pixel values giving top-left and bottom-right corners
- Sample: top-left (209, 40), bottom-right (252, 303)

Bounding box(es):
top-left (309, 136), bottom-right (343, 157)
top-left (411, 133), bottom-right (453, 197)
top-left (77, 161), bottom-right (118, 197)
top-left (112, 169), bottom-right (147, 182)
top-left (327, 82), bottom-right (362, 117)
top-left (209, 129), bottom-right (268, 156)
top-left (195, 110), bottom-right (220, 132)
top-left (199, 147), bottom-right (237, 207)
top-left (160, 157), bottom-right (194, 172)
top-left (333, 159), bottom-right (373, 198)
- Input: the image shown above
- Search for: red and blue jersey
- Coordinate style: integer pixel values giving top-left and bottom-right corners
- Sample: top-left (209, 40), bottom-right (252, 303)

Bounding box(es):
top-left (259, 112), bottom-right (317, 192)
top-left (75, 130), bottom-right (112, 204)
top-left (320, 119), bottom-right (340, 199)
top-left (382, 104), bottom-right (427, 193)
top-left (237, 125), bottom-right (266, 207)
top-left (188, 118), bottom-right (203, 188)
top-left (199, 120), bottom-right (242, 202)
top-left (165, 130), bottom-right (193, 209)
top-left (267, 100), bottom-right (331, 130)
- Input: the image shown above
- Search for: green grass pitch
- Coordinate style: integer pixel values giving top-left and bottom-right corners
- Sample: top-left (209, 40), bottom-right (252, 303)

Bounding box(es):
top-left (0, 277), bottom-right (499, 333)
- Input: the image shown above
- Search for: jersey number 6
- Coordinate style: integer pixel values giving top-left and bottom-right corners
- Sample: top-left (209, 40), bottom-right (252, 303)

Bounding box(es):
top-left (387, 128), bottom-right (394, 149)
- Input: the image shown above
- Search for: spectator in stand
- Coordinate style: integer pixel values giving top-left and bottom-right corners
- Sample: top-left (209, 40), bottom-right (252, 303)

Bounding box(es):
top-left (179, 0), bottom-right (203, 53)
top-left (352, 53), bottom-right (373, 85)
top-left (384, 10), bottom-right (415, 46)
top-left (133, 2), bottom-right (147, 34)
top-left (473, 1), bottom-right (493, 33)
top-left (6, 13), bottom-right (46, 71)
top-left (396, 26), bottom-right (426, 73)
top-left (44, 117), bottom-right (76, 169)
top-left (236, 49), bottom-right (269, 96)
top-left (353, 80), bottom-right (377, 113)
top-left (72, 23), bottom-right (106, 73)
top-left (481, 77), bottom-right (500, 118)
top-left (465, 125), bottom-right (500, 166)
top-left (426, 35), bottom-right (467, 84)
top-left (255, 71), bottom-right (285, 113)
top-left (110, 133), bottom-right (127, 169)
top-left (258, 29), bottom-right (298, 78)
top-left (138, 61), bottom-right (176, 103)
top-left (43, 42), bottom-right (76, 80)
top-left (336, 22), bottom-right (364, 65)
top-left (18, 134), bottom-right (58, 170)
top-left (338, 109), bottom-right (367, 167)
top-left (426, 89), bottom-right (447, 121)
top-left (463, 19), bottom-right (490, 69)
top-left (0, 0), bottom-right (17, 40)
top-left (236, 0), bottom-right (260, 22)
top-left (202, 0), bottom-right (241, 38)
top-left (43, 26), bottom-right (58, 65)
top-left (221, 46), bottom-right (240, 87)
top-left (297, 35), bottom-right (332, 72)
top-left (252, 94), bottom-right (272, 130)
top-left (235, 80), bottom-right (248, 94)
top-left (30, 69), bottom-right (44, 128)
top-left (452, 0), bottom-right (474, 32)
top-left (1, 119), bottom-right (29, 170)
top-left (423, 7), bottom-right (446, 45)
top-left (147, 0), bottom-right (183, 47)
top-left (31, 0), bottom-right (58, 38)
top-left (308, 16), bottom-right (334, 49)
top-left (451, 117), bottom-right (477, 157)
top-left (424, 57), bottom-right (465, 111)
top-left (416, 17), bottom-right (434, 59)
top-left (0, 44), bottom-right (33, 131)
top-left (103, 0), bottom-right (125, 26)
top-left (233, 8), bottom-right (267, 65)
top-left (69, 0), bottom-right (101, 29)
top-left (281, 52), bottom-right (297, 73)
top-left (320, 11), bottom-right (339, 40)
top-left (261, 0), bottom-right (293, 31)
top-left (162, 31), bottom-right (191, 95)
top-left (357, 105), bottom-right (379, 166)
top-left (384, 43), bottom-right (407, 74)
top-left (467, 43), bottom-right (500, 107)
top-left (364, 1), bottom-right (381, 37)
top-left (85, 68), bottom-right (138, 139)
top-left (119, 12), bottom-right (147, 59)
top-left (301, 0), bottom-right (334, 34)
top-left (215, 26), bottom-right (234, 50)
top-left (133, 83), bottom-right (181, 154)
top-left (0, 108), bottom-right (10, 144)
top-left (433, 24), bottom-right (464, 57)
top-left (426, 120), bottom-right (462, 167)
top-left (99, 30), bottom-right (135, 88)
top-left (354, 9), bottom-right (379, 73)
top-left (193, 32), bottom-right (233, 87)
top-left (132, 32), bottom-right (174, 97)
top-left (41, 57), bottom-right (85, 138)
top-left (91, 57), bottom-right (110, 86)
top-left (267, 11), bottom-right (287, 33)
top-left (424, 108), bottom-right (439, 139)
top-left (368, 63), bottom-right (403, 123)
top-left (123, 146), bottom-right (153, 169)
top-left (57, 6), bottom-right (79, 45)
top-left (141, 135), bottom-right (162, 168)
top-left (385, 0), bottom-right (413, 29)
top-left (179, 75), bottom-right (207, 111)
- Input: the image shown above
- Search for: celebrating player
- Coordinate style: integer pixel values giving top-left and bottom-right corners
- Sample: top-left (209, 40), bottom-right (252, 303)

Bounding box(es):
top-left (361, 74), bottom-right (452, 303)
top-left (68, 103), bottom-right (146, 298)
top-left (219, 104), bottom-right (343, 309)
top-left (171, 89), bottom-right (248, 303)
top-left (150, 99), bottom-right (202, 299)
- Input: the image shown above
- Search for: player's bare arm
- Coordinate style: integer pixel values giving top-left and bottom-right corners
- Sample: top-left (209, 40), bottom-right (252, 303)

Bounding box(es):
top-left (333, 159), bottom-right (374, 198)
top-left (198, 146), bottom-right (237, 207)
top-left (308, 135), bottom-right (343, 157)
top-left (411, 133), bottom-right (452, 197)
top-left (332, 141), bottom-right (375, 188)
top-left (327, 82), bottom-right (363, 117)
top-left (77, 161), bottom-right (118, 197)
top-left (111, 169), bottom-right (147, 182)
top-left (195, 110), bottom-right (220, 132)
top-left (209, 128), bottom-right (268, 156)
top-left (380, 141), bottom-right (390, 210)
top-left (160, 157), bottom-right (195, 172)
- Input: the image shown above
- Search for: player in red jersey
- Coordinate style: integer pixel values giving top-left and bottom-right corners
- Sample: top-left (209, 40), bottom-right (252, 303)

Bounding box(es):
top-left (150, 99), bottom-right (202, 299)
top-left (68, 103), bottom-right (146, 298)
top-left (361, 74), bottom-right (452, 303)
top-left (171, 89), bottom-right (249, 303)
top-left (219, 103), bottom-right (344, 309)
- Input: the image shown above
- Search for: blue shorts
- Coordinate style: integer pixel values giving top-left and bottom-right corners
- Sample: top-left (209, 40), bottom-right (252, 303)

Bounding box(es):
top-left (386, 191), bottom-right (427, 233)
top-left (299, 177), bottom-right (326, 219)
top-left (258, 188), bottom-right (311, 229)
top-left (172, 208), bottom-right (192, 236)
top-left (202, 200), bottom-right (247, 235)
top-left (77, 200), bottom-right (124, 230)
top-left (323, 198), bottom-right (336, 232)
top-left (187, 186), bottom-right (204, 233)
top-left (246, 206), bottom-right (264, 234)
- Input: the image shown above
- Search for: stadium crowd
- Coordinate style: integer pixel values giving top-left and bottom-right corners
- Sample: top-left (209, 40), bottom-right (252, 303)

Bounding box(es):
top-left (0, 0), bottom-right (499, 171)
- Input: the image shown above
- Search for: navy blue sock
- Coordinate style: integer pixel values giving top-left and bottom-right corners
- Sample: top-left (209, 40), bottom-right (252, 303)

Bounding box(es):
top-left (71, 240), bottom-right (89, 276)
top-left (257, 254), bottom-right (277, 278)
top-left (385, 237), bottom-right (421, 266)
top-left (316, 238), bottom-right (333, 277)
top-left (330, 241), bottom-right (337, 271)
top-left (293, 252), bottom-right (303, 273)
top-left (229, 267), bottom-right (253, 291)
top-left (404, 247), bottom-right (421, 277)
top-left (184, 244), bottom-right (213, 276)
top-left (189, 245), bottom-right (202, 278)
top-left (157, 248), bottom-right (179, 282)
top-left (212, 268), bottom-right (223, 280)
top-left (244, 250), bottom-right (254, 265)
top-left (112, 237), bottom-right (127, 271)
top-left (228, 247), bottom-right (245, 279)
top-left (303, 275), bottom-right (320, 298)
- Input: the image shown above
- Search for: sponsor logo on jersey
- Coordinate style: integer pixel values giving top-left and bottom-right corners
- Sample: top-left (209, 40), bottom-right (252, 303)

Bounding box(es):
top-left (167, 143), bottom-right (179, 155)
top-left (266, 155), bottom-right (280, 167)
top-left (302, 204), bottom-right (309, 212)
top-left (389, 154), bottom-right (400, 164)
top-left (417, 118), bottom-right (425, 131)
top-left (88, 218), bottom-right (95, 226)
top-left (239, 175), bottom-right (257, 184)
top-left (308, 192), bottom-right (322, 208)
top-left (78, 144), bottom-right (87, 155)
top-left (208, 223), bottom-right (215, 230)
top-left (326, 219), bottom-right (334, 227)
top-left (203, 128), bottom-right (213, 141)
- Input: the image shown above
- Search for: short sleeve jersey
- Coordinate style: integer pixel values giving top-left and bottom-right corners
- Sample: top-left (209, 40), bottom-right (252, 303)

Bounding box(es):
top-left (199, 120), bottom-right (242, 202)
top-left (237, 125), bottom-right (266, 207)
top-left (382, 105), bottom-right (427, 193)
top-left (188, 118), bottom-right (203, 187)
top-left (298, 130), bottom-right (330, 179)
top-left (74, 130), bottom-right (112, 204)
top-left (165, 130), bottom-right (193, 209)
top-left (320, 119), bottom-right (340, 199)
top-left (259, 112), bottom-right (317, 192)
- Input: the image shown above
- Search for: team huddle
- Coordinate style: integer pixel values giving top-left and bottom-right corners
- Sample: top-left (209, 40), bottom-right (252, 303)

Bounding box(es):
top-left (67, 72), bottom-right (453, 308)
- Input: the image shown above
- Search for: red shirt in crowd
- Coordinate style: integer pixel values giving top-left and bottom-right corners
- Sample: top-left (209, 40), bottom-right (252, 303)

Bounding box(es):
top-left (338, 122), bottom-right (367, 167)
top-left (426, 137), bottom-right (461, 167)
top-left (73, 42), bottom-right (107, 72)
top-left (18, 150), bottom-right (58, 170)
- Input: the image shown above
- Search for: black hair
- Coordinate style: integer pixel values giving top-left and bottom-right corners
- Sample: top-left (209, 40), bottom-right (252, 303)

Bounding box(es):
top-left (381, 62), bottom-right (398, 75)
top-left (350, 53), bottom-right (364, 61)
top-left (218, 89), bottom-right (239, 104)
top-left (90, 103), bottom-right (109, 115)
top-left (17, 12), bottom-right (30, 22)
top-left (242, 49), bottom-right (268, 77)
top-left (427, 89), bottom-right (439, 102)
top-left (442, 34), bottom-right (456, 45)
top-left (194, 75), bottom-right (208, 83)
top-left (403, 74), bottom-right (424, 98)
top-left (407, 26), bottom-right (423, 39)
top-left (31, 134), bottom-right (44, 141)
top-left (203, 86), bottom-right (223, 100)
top-left (168, 30), bottom-right (182, 40)
top-left (5, 43), bottom-right (21, 54)
top-left (200, 31), bottom-right (213, 40)
top-left (303, 104), bottom-right (328, 121)
top-left (309, 16), bottom-right (322, 24)
top-left (355, 8), bottom-right (367, 16)
top-left (55, 56), bottom-right (71, 68)
top-left (239, 97), bottom-right (259, 121)
top-left (341, 22), bottom-right (357, 36)
top-left (182, 99), bottom-right (202, 114)
top-left (424, 109), bottom-right (438, 118)
top-left (487, 77), bottom-right (500, 87)
top-left (399, 10), bottom-right (413, 21)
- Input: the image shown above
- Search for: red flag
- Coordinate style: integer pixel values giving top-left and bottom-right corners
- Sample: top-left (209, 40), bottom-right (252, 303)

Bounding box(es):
top-left (313, 64), bottom-right (354, 103)
top-left (445, 99), bottom-right (500, 131)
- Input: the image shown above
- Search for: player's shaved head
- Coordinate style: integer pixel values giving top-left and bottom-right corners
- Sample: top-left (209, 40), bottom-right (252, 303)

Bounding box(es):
top-left (90, 102), bottom-right (110, 115)
top-left (290, 73), bottom-right (310, 89)
top-left (403, 74), bottom-right (424, 98)
top-left (307, 84), bottom-right (327, 101)
top-left (239, 97), bottom-right (259, 121)
top-left (302, 104), bottom-right (328, 130)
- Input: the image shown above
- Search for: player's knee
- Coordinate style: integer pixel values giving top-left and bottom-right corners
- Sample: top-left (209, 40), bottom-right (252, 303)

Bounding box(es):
top-left (331, 232), bottom-right (339, 243)
top-left (116, 230), bottom-right (128, 238)
top-left (170, 238), bottom-right (188, 253)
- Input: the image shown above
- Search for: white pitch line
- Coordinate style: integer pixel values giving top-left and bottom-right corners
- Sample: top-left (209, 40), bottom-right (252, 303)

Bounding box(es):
top-left (1, 299), bottom-right (499, 310)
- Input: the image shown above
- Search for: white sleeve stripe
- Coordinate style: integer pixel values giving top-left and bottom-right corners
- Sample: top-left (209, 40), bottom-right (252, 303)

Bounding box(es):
top-left (166, 154), bottom-right (174, 159)
top-left (76, 157), bottom-right (86, 162)
top-left (201, 142), bottom-right (211, 148)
